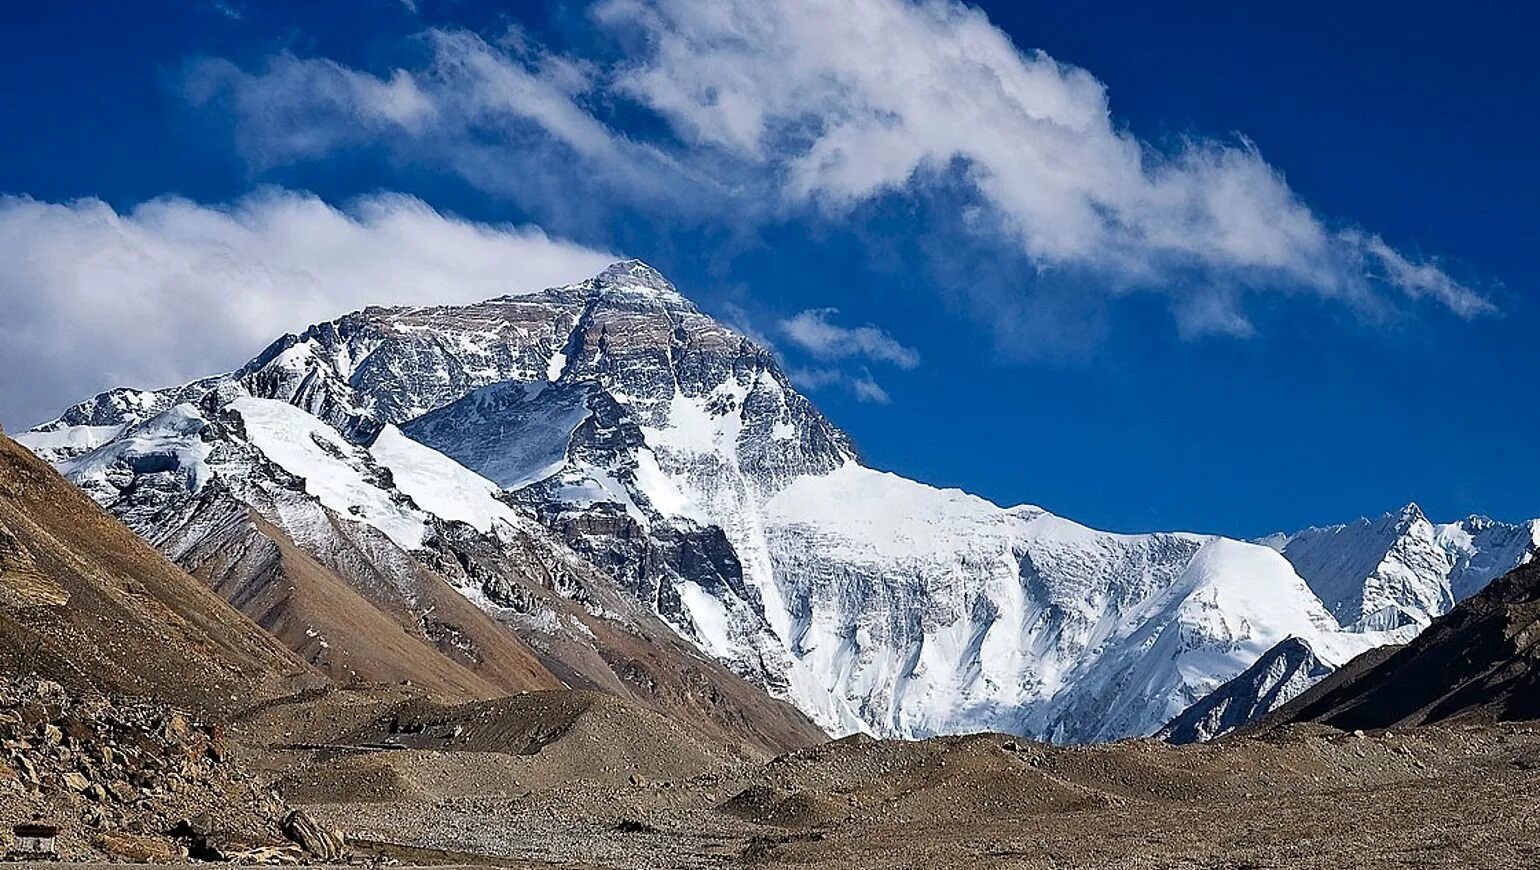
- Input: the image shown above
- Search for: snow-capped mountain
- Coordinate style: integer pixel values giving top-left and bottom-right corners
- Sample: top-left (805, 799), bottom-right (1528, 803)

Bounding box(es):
top-left (15, 278), bottom-right (826, 752)
top-left (1265, 505), bottom-right (1540, 632)
top-left (21, 260), bottom-right (1522, 744)
top-left (1160, 506), bottom-right (1540, 742)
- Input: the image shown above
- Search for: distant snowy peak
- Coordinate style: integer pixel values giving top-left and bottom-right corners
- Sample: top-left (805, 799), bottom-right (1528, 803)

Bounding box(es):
top-left (1270, 503), bottom-right (1540, 632)
top-left (1158, 503), bottom-right (1540, 742)
top-left (24, 378), bottom-right (225, 463)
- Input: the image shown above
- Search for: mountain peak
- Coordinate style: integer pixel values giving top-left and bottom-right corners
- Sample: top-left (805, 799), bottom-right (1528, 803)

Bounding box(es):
top-left (1391, 501), bottom-right (1428, 527)
top-left (594, 259), bottom-right (680, 296)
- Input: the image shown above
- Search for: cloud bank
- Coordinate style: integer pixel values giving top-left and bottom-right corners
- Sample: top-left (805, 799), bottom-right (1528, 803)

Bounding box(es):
top-left (0, 191), bottom-right (616, 428)
top-left (188, 0), bottom-right (1490, 339)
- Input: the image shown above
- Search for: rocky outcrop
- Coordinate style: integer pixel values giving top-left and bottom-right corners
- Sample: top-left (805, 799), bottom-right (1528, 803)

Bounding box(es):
top-left (282, 809), bottom-right (344, 861)
top-left (0, 677), bottom-right (294, 862)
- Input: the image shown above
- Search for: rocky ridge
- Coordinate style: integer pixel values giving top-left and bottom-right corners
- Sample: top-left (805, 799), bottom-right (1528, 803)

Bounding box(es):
top-left (1158, 637), bottom-right (1333, 744)
top-left (1265, 503), bottom-right (1540, 632)
top-left (1165, 505), bottom-right (1540, 742)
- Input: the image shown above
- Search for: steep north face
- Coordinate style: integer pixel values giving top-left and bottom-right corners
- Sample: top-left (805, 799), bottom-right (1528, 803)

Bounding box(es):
top-left (20, 261), bottom-right (1538, 743)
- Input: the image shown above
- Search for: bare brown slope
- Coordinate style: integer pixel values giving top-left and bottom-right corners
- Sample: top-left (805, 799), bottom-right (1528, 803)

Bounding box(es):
top-left (551, 604), bottom-right (826, 756)
top-left (1258, 559), bottom-right (1540, 733)
top-left (142, 477), bottom-right (816, 752)
top-left (165, 486), bottom-right (560, 700)
top-left (0, 433), bottom-right (317, 714)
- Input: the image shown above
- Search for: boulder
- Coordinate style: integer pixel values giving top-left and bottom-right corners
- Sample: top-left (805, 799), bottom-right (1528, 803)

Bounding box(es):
top-left (94, 832), bottom-right (176, 863)
top-left (282, 809), bottom-right (344, 861)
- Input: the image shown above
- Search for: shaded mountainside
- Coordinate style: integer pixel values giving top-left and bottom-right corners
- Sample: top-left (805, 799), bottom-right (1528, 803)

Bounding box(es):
top-left (1158, 637), bottom-right (1332, 744)
top-left (0, 432), bottom-right (317, 715)
top-left (1258, 559), bottom-right (1540, 733)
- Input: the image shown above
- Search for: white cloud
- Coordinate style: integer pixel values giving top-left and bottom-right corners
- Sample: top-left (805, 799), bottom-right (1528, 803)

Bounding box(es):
top-left (780, 308), bottom-right (919, 368)
top-left (0, 190), bottom-right (617, 428)
top-left (849, 374), bottom-right (892, 405)
top-left (186, 55), bottom-right (438, 165)
top-left (787, 366), bottom-right (893, 404)
top-left (186, 30), bottom-right (707, 213)
top-left (599, 0), bottom-right (1489, 324)
top-left (189, 0), bottom-right (1491, 339)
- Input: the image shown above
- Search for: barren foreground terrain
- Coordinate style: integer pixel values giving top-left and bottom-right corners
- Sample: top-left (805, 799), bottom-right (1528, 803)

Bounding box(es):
top-left (211, 688), bottom-right (1540, 868)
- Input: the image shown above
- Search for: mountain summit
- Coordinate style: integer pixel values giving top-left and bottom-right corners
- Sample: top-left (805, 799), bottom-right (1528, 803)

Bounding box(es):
top-left (20, 262), bottom-right (1538, 743)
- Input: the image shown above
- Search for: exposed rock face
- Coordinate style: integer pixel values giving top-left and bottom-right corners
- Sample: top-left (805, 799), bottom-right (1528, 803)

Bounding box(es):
top-left (1158, 637), bottom-right (1333, 744)
top-left (20, 260), bottom-right (1531, 744)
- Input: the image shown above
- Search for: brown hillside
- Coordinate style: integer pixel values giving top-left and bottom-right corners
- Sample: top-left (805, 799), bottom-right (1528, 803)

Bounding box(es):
top-left (0, 434), bottom-right (317, 715)
top-left (166, 487), bottom-right (560, 700)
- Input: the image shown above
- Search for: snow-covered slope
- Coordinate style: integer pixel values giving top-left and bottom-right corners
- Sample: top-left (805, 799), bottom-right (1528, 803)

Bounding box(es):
top-left (759, 464), bottom-right (1403, 739)
top-left (24, 259), bottom-right (1519, 744)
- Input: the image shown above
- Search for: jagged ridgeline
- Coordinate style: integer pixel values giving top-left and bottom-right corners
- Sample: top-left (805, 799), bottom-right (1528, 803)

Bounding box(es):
top-left (19, 261), bottom-right (1540, 744)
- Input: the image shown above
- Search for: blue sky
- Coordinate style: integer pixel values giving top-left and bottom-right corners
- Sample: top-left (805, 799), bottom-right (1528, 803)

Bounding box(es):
top-left (1, 0), bottom-right (1536, 538)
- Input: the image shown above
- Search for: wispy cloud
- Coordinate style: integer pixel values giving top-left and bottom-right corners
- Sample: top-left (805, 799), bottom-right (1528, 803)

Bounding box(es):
top-left (0, 190), bottom-right (616, 428)
top-left (186, 54), bottom-right (439, 165)
top-left (185, 29), bottom-right (715, 222)
top-left (780, 308), bottom-right (919, 368)
top-left (787, 367), bottom-right (893, 404)
top-left (848, 374), bottom-right (892, 404)
top-left (186, 0), bottom-right (1491, 342)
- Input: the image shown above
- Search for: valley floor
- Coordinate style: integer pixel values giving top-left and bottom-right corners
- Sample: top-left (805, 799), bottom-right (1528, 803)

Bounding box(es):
top-left (211, 689), bottom-right (1540, 869)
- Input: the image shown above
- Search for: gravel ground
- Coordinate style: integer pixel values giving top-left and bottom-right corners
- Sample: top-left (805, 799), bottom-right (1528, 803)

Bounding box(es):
top-left (273, 720), bottom-right (1540, 868)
